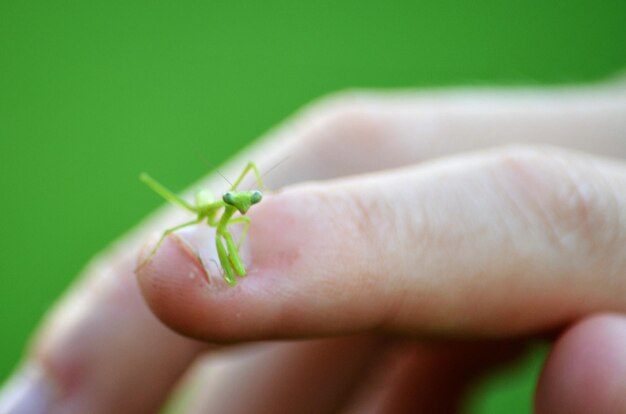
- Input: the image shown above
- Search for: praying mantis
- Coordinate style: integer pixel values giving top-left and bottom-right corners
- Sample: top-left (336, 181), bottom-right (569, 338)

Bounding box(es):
top-left (139, 162), bottom-right (266, 286)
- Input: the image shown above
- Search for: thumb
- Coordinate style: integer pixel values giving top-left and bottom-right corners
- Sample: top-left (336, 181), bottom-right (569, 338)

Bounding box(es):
top-left (135, 146), bottom-right (626, 342)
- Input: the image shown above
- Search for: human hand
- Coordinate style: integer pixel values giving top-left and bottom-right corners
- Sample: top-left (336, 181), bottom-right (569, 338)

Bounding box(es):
top-left (2, 81), bottom-right (626, 413)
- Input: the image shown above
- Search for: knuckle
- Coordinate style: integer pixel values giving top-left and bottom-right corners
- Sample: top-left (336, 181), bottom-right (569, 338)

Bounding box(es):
top-left (492, 145), bottom-right (620, 262)
top-left (295, 91), bottom-right (390, 163)
top-left (315, 181), bottom-right (395, 251)
top-left (303, 90), bottom-right (375, 126)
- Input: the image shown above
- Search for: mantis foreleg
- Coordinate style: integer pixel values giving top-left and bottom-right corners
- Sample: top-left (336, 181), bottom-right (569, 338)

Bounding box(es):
top-left (227, 216), bottom-right (251, 249)
top-left (215, 236), bottom-right (237, 286)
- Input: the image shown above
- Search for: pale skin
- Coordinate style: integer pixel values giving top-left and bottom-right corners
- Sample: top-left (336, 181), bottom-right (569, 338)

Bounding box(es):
top-left (139, 162), bottom-right (265, 286)
top-left (1, 83), bottom-right (626, 414)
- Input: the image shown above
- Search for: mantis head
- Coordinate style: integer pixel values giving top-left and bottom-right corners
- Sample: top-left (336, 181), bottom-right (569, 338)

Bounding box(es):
top-left (223, 190), bottom-right (263, 214)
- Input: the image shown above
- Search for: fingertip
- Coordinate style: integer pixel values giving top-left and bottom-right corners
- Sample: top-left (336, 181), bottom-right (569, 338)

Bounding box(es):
top-left (133, 189), bottom-right (385, 342)
top-left (136, 219), bottom-right (298, 342)
top-left (135, 233), bottom-right (224, 338)
top-left (536, 313), bottom-right (626, 414)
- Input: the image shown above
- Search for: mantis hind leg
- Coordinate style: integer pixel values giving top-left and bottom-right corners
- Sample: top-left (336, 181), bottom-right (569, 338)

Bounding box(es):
top-left (142, 218), bottom-right (203, 265)
top-left (140, 173), bottom-right (198, 213)
top-left (229, 162), bottom-right (266, 191)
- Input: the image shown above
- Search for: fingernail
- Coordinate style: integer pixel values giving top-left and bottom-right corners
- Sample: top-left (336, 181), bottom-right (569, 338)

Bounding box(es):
top-left (136, 224), bottom-right (250, 288)
top-left (135, 226), bottom-right (228, 288)
top-left (0, 363), bottom-right (58, 414)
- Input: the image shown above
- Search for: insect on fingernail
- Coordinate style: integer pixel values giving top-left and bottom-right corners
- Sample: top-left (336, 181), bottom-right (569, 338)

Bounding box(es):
top-left (139, 162), bottom-right (269, 287)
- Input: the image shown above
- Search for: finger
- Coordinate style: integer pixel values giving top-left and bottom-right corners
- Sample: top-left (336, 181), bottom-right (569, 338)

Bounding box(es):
top-left (341, 340), bottom-right (525, 414)
top-left (535, 313), bottom-right (626, 414)
top-left (180, 337), bottom-right (382, 414)
top-left (0, 250), bottom-right (206, 414)
top-left (3, 83), bottom-right (624, 412)
top-left (277, 80), bottom-right (626, 187)
top-left (137, 145), bottom-right (626, 341)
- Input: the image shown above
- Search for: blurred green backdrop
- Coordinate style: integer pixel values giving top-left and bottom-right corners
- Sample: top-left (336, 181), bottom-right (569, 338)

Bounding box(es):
top-left (1, 1), bottom-right (624, 412)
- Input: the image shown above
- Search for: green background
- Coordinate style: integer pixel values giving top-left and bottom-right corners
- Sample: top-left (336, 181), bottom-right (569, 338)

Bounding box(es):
top-left (1, 1), bottom-right (624, 412)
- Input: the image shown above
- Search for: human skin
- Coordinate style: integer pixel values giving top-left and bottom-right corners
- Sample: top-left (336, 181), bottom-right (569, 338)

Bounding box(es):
top-left (1, 80), bottom-right (625, 413)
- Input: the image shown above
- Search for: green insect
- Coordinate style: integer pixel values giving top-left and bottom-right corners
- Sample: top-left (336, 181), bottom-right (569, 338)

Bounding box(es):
top-left (139, 162), bottom-right (266, 286)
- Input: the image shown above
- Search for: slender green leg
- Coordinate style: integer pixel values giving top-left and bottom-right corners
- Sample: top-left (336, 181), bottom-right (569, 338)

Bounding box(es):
top-left (227, 216), bottom-right (251, 249)
top-left (211, 221), bottom-right (248, 280)
top-left (212, 207), bottom-right (246, 283)
top-left (140, 173), bottom-right (198, 212)
top-left (210, 212), bottom-right (237, 284)
top-left (229, 162), bottom-right (266, 191)
top-left (220, 229), bottom-right (246, 277)
top-left (215, 235), bottom-right (236, 286)
top-left (143, 218), bottom-right (203, 265)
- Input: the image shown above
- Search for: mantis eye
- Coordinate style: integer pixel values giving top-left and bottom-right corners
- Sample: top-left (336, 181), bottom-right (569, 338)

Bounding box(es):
top-left (251, 190), bottom-right (263, 204)
top-left (223, 192), bottom-right (235, 204)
